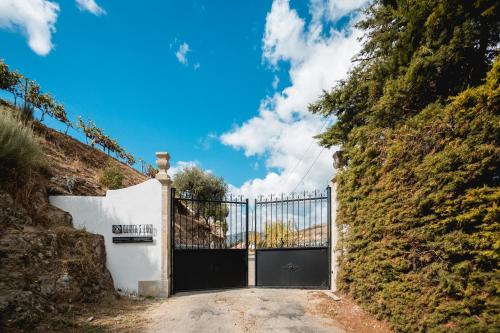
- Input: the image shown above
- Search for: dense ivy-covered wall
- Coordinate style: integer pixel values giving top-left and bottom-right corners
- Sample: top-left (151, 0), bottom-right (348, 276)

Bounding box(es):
top-left (310, 1), bottom-right (499, 332)
top-left (337, 61), bottom-right (499, 332)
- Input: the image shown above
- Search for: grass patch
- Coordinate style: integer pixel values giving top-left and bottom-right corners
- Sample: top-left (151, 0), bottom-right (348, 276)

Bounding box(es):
top-left (0, 108), bottom-right (42, 173)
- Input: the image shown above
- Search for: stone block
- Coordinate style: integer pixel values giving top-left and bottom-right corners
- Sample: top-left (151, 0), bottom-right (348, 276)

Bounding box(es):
top-left (138, 280), bottom-right (167, 297)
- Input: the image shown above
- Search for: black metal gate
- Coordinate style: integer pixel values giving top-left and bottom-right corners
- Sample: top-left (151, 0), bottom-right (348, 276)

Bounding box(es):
top-left (171, 189), bottom-right (248, 293)
top-left (253, 188), bottom-right (331, 289)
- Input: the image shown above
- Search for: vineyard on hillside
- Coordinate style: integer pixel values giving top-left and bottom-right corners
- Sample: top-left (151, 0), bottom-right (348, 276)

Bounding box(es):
top-left (0, 60), bottom-right (157, 177)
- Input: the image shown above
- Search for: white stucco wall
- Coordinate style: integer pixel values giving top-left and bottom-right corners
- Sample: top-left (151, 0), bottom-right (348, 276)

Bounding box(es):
top-left (50, 179), bottom-right (162, 294)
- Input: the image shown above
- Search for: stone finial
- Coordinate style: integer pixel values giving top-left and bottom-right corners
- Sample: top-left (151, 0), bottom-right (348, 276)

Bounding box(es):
top-left (333, 150), bottom-right (346, 169)
top-left (155, 152), bottom-right (172, 185)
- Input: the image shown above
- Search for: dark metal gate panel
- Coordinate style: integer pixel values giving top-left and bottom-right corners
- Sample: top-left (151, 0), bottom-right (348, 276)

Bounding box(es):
top-left (173, 249), bottom-right (247, 292)
top-left (171, 189), bottom-right (249, 294)
top-left (252, 188), bottom-right (331, 289)
top-left (256, 247), bottom-right (329, 289)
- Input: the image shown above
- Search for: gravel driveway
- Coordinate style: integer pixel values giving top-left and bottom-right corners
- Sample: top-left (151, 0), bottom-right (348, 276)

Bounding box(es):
top-left (146, 288), bottom-right (345, 333)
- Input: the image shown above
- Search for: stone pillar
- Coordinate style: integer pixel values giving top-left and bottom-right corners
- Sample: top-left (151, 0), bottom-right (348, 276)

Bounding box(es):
top-left (330, 150), bottom-right (345, 292)
top-left (155, 152), bottom-right (173, 297)
top-left (329, 179), bottom-right (339, 292)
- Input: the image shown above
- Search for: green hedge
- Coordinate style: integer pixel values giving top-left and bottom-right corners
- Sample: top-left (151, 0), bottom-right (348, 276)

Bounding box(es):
top-left (336, 60), bottom-right (499, 332)
top-left (309, 1), bottom-right (499, 331)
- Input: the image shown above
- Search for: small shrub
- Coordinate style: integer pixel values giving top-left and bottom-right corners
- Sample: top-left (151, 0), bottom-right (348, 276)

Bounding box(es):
top-left (145, 165), bottom-right (158, 178)
top-left (0, 109), bottom-right (42, 173)
top-left (99, 165), bottom-right (124, 190)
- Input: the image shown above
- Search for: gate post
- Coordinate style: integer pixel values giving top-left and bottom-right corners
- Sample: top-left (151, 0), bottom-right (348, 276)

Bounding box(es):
top-left (330, 150), bottom-right (345, 292)
top-left (155, 152), bottom-right (173, 297)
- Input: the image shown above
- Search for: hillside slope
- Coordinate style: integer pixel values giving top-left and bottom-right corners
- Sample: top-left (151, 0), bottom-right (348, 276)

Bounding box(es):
top-left (0, 105), bottom-right (148, 332)
top-left (32, 121), bottom-right (147, 196)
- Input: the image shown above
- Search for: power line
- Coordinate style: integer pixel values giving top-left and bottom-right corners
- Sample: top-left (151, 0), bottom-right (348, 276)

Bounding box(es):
top-left (284, 117), bottom-right (330, 184)
top-left (292, 146), bottom-right (326, 193)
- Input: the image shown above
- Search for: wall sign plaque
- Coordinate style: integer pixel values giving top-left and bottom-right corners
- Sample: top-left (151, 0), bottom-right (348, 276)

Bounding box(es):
top-left (112, 224), bottom-right (154, 243)
top-left (112, 236), bottom-right (153, 243)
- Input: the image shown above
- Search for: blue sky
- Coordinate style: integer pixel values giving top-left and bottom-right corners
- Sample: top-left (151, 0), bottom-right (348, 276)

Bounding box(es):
top-left (0, 0), bottom-right (368, 196)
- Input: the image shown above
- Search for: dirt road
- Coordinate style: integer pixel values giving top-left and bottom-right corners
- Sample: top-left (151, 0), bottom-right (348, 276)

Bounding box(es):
top-left (59, 288), bottom-right (391, 332)
top-left (145, 289), bottom-right (390, 333)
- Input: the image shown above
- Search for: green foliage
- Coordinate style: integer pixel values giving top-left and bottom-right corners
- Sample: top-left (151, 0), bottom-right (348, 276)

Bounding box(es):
top-left (335, 72), bottom-right (499, 332)
top-left (258, 220), bottom-right (297, 248)
top-left (173, 166), bottom-right (229, 224)
top-left (0, 109), bottom-right (42, 173)
top-left (0, 60), bottom-right (21, 98)
top-left (310, 0), bottom-right (499, 145)
top-left (99, 165), bottom-right (124, 190)
top-left (310, 1), bottom-right (499, 332)
top-left (0, 60), bottom-right (70, 128)
top-left (75, 117), bottom-right (137, 166)
top-left (173, 166), bottom-right (228, 199)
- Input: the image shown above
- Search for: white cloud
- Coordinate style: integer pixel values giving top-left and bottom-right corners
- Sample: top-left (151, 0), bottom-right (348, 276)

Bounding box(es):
top-left (311, 0), bottom-right (369, 22)
top-left (197, 132), bottom-right (217, 150)
top-left (221, 0), bottom-right (365, 198)
top-left (75, 0), bottom-right (106, 16)
top-left (175, 42), bottom-right (190, 65)
top-left (0, 0), bottom-right (60, 56)
top-left (194, 62), bottom-right (201, 70)
top-left (169, 160), bottom-right (199, 177)
top-left (262, 0), bottom-right (307, 67)
top-left (272, 75), bottom-right (280, 89)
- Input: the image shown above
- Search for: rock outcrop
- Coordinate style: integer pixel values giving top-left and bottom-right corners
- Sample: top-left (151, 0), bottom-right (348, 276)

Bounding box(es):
top-left (0, 119), bottom-right (148, 332)
top-left (0, 189), bottom-right (115, 331)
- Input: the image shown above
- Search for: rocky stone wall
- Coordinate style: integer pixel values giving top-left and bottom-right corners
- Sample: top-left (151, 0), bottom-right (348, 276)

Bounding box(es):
top-left (0, 188), bottom-right (116, 331)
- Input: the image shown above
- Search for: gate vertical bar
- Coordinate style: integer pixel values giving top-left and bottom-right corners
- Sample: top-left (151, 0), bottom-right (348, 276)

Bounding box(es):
top-left (303, 191), bottom-right (306, 247)
top-left (229, 195), bottom-right (233, 248)
top-left (270, 194), bottom-right (273, 248)
top-left (245, 198), bottom-right (249, 286)
top-left (281, 193), bottom-right (284, 247)
top-left (208, 199), bottom-right (212, 248)
top-left (183, 196), bottom-right (187, 248)
top-left (255, 198), bottom-right (259, 287)
top-left (265, 197), bottom-right (268, 247)
top-left (291, 193), bottom-right (294, 246)
top-left (218, 199), bottom-right (222, 248)
top-left (245, 199), bottom-right (249, 249)
top-left (314, 190), bottom-right (317, 246)
top-left (170, 187), bottom-right (176, 294)
top-left (191, 198), bottom-right (194, 248)
top-left (327, 186), bottom-right (332, 289)
top-left (286, 195), bottom-right (289, 247)
top-left (320, 192), bottom-right (323, 245)
top-left (236, 196), bottom-right (239, 248)
top-left (254, 199), bottom-right (257, 249)
top-left (196, 198), bottom-right (200, 249)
